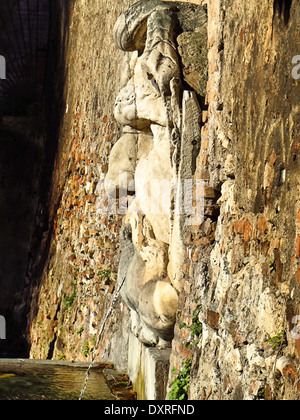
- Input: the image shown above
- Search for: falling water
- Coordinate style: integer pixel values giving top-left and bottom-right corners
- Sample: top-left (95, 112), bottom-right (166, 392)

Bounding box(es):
top-left (79, 276), bottom-right (126, 400)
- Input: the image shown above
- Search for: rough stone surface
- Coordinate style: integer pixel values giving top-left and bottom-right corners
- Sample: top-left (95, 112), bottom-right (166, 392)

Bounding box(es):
top-left (27, 0), bottom-right (135, 371)
top-left (170, 0), bottom-right (300, 401)
top-left (25, 0), bottom-right (300, 401)
top-left (177, 27), bottom-right (208, 96)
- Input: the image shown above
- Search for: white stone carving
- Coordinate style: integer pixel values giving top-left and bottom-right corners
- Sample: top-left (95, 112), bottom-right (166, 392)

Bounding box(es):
top-left (105, 0), bottom-right (207, 347)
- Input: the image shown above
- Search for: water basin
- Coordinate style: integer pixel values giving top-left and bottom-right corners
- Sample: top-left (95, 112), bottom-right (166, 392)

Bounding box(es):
top-left (0, 359), bottom-right (115, 400)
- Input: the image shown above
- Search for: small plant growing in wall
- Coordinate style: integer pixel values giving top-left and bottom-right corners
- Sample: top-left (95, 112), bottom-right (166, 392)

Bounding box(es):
top-left (268, 259), bottom-right (275, 273)
top-left (98, 268), bottom-right (111, 282)
top-left (257, 386), bottom-right (266, 400)
top-left (82, 335), bottom-right (97, 358)
top-left (170, 300), bottom-right (202, 399)
top-left (169, 358), bottom-right (192, 400)
top-left (82, 340), bottom-right (91, 358)
top-left (179, 299), bottom-right (203, 348)
top-left (262, 259), bottom-right (276, 276)
top-left (64, 288), bottom-right (77, 310)
top-left (64, 278), bottom-right (77, 310)
top-left (190, 303), bottom-right (203, 346)
top-left (267, 331), bottom-right (286, 350)
top-left (76, 326), bottom-right (84, 336)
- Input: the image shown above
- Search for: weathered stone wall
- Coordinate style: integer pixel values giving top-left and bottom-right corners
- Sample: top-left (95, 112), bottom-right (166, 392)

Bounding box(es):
top-left (28, 0), bottom-right (135, 370)
top-left (170, 0), bottom-right (300, 401)
top-left (27, 0), bottom-right (300, 400)
top-left (27, 0), bottom-right (205, 372)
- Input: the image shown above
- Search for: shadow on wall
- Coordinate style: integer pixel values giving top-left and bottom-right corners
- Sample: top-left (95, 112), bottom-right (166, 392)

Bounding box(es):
top-left (273, 0), bottom-right (292, 24)
top-left (24, 0), bottom-right (72, 351)
top-left (0, 124), bottom-right (41, 357)
top-left (0, 0), bottom-right (71, 357)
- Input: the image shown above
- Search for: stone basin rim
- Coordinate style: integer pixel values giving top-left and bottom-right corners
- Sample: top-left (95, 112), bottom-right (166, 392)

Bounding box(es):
top-left (0, 358), bottom-right (106, 370)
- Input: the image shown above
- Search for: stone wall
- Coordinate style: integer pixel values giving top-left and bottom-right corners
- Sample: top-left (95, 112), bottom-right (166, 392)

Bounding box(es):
top-left (28, 0), bottom-right (135, 370)
top-left (27, 0), bottom-right (300, 400)
top-left (170, 0), bottom-right (300, 401)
